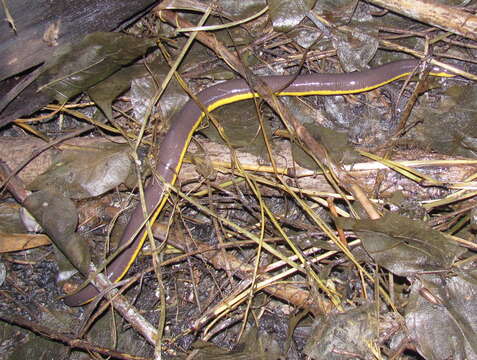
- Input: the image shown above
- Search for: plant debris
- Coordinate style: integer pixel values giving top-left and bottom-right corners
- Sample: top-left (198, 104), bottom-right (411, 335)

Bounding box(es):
top-left (0, 1), bottom-right (477, 359)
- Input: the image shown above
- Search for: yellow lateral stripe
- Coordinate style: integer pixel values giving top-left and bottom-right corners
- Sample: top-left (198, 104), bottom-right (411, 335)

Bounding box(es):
top-left (118, 67), bottom-right (454, 284)
top-left (119, 119), bottom-right (204, 281)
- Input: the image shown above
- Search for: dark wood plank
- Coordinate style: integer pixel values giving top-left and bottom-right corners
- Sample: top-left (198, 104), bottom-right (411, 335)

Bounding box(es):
top-left (0, 0), bottom-right (158, 81)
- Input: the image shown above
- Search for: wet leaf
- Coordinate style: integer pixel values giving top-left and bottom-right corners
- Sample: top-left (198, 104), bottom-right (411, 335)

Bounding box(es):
top-left (322, 89), bottom-right (393, 147)
top-left (293, 123), bottom-right (361, 168)
top-left (132, 70), bottom-right (190, 127)
top-left (37, 32), bottom-right (154, 103)
top-left (130, 76), bottom-right (156, 123)
top-left (314, 0), bottom-right (360, 25)
top-left (215, 0), bottom-right (267, 18)
top-left (54, 244), bottom-right (80, 283)
top-left (29, 143), bottom-right (132, 200)
top-left (189, 153), bottom-right (217, 181)
top-left (89, 56), bottom-right (190, 124)
top-left (332, 27), bottom-right (378, 71)
top-left (159, 0), bottom-right (266, 18)
top-left (268, 0), bottom-right (316, 32)
top-left (312, 2), bottom-right (379, 69)
top-left (304, 304), bottom-right (379, 359)
top-left (1, 320), bottom-right (67, 360)
top-left (337, 213), bottom-right (463, 276)
top-left (201, 99), bottom-right (273, 157)
top-left (87, 63), bottom-right (148, 120)
top-left (388, 191), bottom-right (428, 220)
top-left (409, 84), bottom-right (477, 158)
top-left (281, 97), bottom-right (361, 167)
top-left (406, 273), bottom-right (477, 360)
top-left (0, 203), bottom-right (27, 233)
top-left (0, 262), bottom-right (5, 287)
top-left (288, 25), bottom-right (322, 49)
top-left (23, 190), bottom-right (90, 274)
top-left (192, 327), bottom-right (282, 359)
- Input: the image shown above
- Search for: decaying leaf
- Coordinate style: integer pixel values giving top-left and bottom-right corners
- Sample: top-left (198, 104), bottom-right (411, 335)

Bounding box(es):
top-left (292, 122), bottom-right (361, 168)
top-left (130, 76), bottom-right (157, 123)
top-left (406, 273), bottom-right (477, 360)
top-left (0, 203), bottom-right (27, 234)
top-left (337, 213), bottom-right (463, 276)
top-left (88, 56), bottom-right (190, 124)
top-left (192, 327), bottom-right (282, 359)
top-left (37, 32), bottom-right (154, 103)
top-left (304, 304), bottom-right (380, 360)
top-left (200, 98), bottom-right (273, 157)
top-left (29, 143), bottom-right (133, 200)
top-left (87, 63), bottom-right (149, 120)
top-left (268, 0), bottom-right (316, 32)
top-left (23, 190), bottom-right (90, 274)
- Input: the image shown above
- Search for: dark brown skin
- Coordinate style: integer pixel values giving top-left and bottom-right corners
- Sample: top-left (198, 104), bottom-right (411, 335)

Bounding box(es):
top-left (63, 59), bottom-right (450, 306)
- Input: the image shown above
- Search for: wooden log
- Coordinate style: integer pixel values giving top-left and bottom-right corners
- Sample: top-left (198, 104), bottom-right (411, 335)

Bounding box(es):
top-left (0, 0), bottom-right (157, 81)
